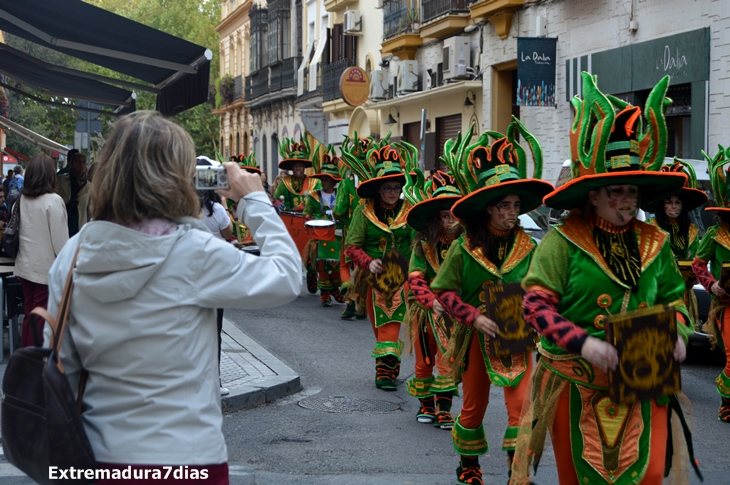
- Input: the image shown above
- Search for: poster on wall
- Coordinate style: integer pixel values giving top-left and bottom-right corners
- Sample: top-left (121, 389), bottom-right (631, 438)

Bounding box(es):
top-left (517, 37), bottom-right (557, 107)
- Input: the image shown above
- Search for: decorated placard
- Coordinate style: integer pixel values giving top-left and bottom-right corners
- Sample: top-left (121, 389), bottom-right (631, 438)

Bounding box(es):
top-left (517, 37), bottom-right (557, 107)
top-left (483, 282), bottom-right (536, 357)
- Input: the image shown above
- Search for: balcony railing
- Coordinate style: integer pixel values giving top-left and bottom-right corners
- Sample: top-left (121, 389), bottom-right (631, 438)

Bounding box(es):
top-left (323, 58), bottom-right (355, 102)
top-left (234, 75), bottom-right (243, 100)
top-left (383, 0), bottom-right (409, 40)
top-left (422, 0), bottom-right (471, 23)
top-left (251, 70), bottom-right (269, 99)
top-left (269, 61), bottom-right (282, 93)
top-left (282, 56), bottom-right (301, 89)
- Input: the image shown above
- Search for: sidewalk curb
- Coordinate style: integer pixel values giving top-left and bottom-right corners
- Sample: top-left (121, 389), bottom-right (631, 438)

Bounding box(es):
top-left (221, 318), bottom-right (301, 413)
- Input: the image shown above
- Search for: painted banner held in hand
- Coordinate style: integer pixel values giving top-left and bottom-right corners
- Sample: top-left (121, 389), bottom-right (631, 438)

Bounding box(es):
top-left (517, 37), bottom-right (557, 107)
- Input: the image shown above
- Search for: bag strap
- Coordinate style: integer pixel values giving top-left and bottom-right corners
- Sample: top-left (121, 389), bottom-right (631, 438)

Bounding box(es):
top-left (29, 246), bottom-right (80, 372)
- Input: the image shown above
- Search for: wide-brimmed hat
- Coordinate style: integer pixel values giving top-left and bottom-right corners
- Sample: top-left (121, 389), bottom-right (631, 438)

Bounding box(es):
top-left (404, 171), bottom-right (462, 231)
top-left (703, 145), bottom-right (730, 212)
top-left (544, 72), bottom-right (686, 211)
top-left (642, 158), bottom-right (707, 213)
top-left (231, 153), bottom-right (261, 174)
top-left (440, 120), bottom-right (554, 220)
top-left (278, 133), bottom-right (319, 170)
top-left (340, 130), bottom-right (418, 199)
top-left (309, 144), bottom-right (343, 182)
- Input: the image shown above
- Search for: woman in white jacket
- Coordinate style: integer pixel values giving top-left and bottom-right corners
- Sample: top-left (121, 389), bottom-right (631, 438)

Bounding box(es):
top-left (44, 111), bottom-right (301, 484)
top-left (15, 153), bottom-right (68, 347)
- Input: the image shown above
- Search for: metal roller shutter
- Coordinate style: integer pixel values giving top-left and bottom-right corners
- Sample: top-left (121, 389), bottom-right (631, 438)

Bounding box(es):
top-left (436, 114), bottom-right (462, 166)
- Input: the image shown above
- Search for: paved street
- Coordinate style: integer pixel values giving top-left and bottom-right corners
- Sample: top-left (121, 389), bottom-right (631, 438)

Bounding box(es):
top-left (0, 287), bottom-right (728, 484)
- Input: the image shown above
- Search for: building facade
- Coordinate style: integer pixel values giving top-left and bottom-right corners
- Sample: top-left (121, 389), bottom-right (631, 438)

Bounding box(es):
top-left (222, 0), bottom-right (730, 183)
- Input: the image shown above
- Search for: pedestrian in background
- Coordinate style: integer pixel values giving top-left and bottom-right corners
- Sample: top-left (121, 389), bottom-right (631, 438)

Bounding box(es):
top-left (43, 111), bottom-right (301, 484)
top-left (7, 165), bottom-right (24, 208)
top-left (0, 187), bottom-right (9, 227)
top-left (260, 172), bottom-right (270, 194)
top-left (15, 153), bottom-right (68, 347)
top-left (3, 169), bottom-right (13, 197)
top-left (56, 152), bottom-right (90, 236)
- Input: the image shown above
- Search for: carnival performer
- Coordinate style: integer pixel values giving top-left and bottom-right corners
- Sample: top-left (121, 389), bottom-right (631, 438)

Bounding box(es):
top-left (343, 140), bottom-right (416, 391)
top-left (274, 134), bottom-right (322, 211)
top-left (336, 133), bottom-right (377, 320)
top-left (430, 121), bottom-right (554, 485)
top-left (303, 145), bottom-right (345, 306)
top-left (274, 134), bottom-right (322, 293)
top-left (512, 72), bottom-right (698, 485)
top-left (646, 159), bottom-right (706, 327)
top-left (692, 146), bottom-right (730, 423)
top-left (402, 169), bottom-right (462, 430)
top-left (227, 153), bottom-right (263, 244)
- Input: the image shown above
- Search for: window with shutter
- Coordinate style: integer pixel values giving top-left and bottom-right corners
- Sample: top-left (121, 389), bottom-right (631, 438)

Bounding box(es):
top-left (436, 114), bottom-right (462, 163)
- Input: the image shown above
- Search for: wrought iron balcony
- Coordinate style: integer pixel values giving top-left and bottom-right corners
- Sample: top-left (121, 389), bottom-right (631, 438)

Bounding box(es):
top-left (422, 0), bottom-right (471, 23)
top-left (323, 58), bottom-right (355, 102)
top-left (245, 75), bottom-right (252, 100)
top-left (383, 0), bottom-right (409, 40)
top-left (251, 69), bottom-right (269, 99)
top-left (282, 57), bottom-right (301, 89)
top-left (234, 75), bottom-right (243, 100)
top-left (269, 61), bottom-right (283, 93)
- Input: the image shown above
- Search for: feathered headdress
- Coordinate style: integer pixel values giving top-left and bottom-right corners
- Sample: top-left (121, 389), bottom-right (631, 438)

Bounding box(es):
top-left (278, 132), bottom-right (320, 170)
top-left (231, 153), bottom-right (260, 174)
top-left (310, 144), bottom-right (342, 181)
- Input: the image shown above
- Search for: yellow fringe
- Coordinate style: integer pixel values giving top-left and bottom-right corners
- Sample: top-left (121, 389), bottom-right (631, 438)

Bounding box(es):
top-left (442, 323), bottom-right (474, 384)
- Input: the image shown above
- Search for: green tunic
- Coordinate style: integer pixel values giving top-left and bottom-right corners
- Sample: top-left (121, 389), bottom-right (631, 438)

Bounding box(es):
top-left (345, 199), bottom-right (416, 328)
top-left (430, 227), bottom-right (536, 387)
top-left (517, 213), bottom-right (693, 485)
top-left (333, 177), bottom-right (361, 226)
top-left (273, 175), bottom-right (321, 211)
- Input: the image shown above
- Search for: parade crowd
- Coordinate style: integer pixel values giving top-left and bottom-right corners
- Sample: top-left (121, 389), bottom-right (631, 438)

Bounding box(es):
top-left (6, 74), bottom-right (728, 485)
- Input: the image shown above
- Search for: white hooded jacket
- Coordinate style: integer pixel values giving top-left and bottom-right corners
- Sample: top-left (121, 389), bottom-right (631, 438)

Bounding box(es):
top-left (44, 191), bottom-right (301, 465)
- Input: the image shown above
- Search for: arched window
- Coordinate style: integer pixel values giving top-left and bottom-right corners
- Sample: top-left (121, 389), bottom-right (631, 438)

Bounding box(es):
top-left (262, 133), bottom-right (268, 175)
top-left (236, 133), bottom-right (240, 155)
top-left (271, 133), bottom-right (279, 170)
top-left (244, 133), bottom-right (250, 155)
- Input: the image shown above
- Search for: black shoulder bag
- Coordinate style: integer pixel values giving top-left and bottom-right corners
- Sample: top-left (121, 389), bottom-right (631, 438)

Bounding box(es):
top-left (1, 248), bottom-right (96, 484)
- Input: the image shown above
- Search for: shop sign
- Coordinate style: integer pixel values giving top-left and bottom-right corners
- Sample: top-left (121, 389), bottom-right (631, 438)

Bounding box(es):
top-left (517, 37), bottom-right (557, 107)
top-left (340, 67), bottom-right (370, 107)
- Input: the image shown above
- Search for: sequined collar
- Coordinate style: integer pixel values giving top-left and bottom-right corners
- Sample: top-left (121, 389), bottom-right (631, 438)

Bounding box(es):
top-left (591, 215), bottom-right (632, 234)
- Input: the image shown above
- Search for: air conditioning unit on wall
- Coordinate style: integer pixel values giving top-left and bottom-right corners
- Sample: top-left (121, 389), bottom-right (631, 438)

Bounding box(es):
top-left (396, 60), bottom-right (419, 94)
top-left (344, 10), bottom-right (362, 34)
top-left (370, 70), bottom-right (387, 100)
top-left (443, 36), bottom-right (471, 81)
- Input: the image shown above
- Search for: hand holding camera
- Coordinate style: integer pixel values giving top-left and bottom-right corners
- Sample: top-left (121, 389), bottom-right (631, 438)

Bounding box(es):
top-left (216, 162), bottom-right (265, 202)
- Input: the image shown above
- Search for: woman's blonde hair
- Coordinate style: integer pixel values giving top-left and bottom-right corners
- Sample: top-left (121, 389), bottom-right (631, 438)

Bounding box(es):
top-left (90, 111), bottom-right (199, 225)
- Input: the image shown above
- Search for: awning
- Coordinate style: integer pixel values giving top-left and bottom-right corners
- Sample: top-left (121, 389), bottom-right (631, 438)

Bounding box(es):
top-left (3, 147), bottom-right (29, 161)
top-left (0, 115), bottom-right (69, 155)
top-left (0, 0), bottom-right (212, 116)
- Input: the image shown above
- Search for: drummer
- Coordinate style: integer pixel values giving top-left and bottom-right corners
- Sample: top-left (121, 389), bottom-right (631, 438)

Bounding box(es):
top-left (228, 153), bottom-right (261, 245)
top-left (274, 133), bottom-right (322, 293)
top-left (303, 146), bottom-right (345, 307)
top-left (273, 133), bottom-right (322, 212)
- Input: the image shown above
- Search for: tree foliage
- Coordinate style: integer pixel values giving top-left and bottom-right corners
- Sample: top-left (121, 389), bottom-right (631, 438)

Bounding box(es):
top-left (3, 0), bottom-right (220, 159)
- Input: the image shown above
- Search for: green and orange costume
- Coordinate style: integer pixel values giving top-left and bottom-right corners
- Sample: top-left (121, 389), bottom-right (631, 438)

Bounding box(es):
top-left (274, 134), bottom-right (321, 211)
top-left (344, 140), bottom-right (417, 391)
top-left (303, 145), bottom-right (344, 306)
top-left (646, 159), bottom-right (706, 327)
top-left (512, 72), bottom-right (700, 485)
top-left (692, 145), bottom-right (730, 423)
top-left (403, 170), bottom-right (462, 430)
top-left (430, 121), bottom-right (554, 485)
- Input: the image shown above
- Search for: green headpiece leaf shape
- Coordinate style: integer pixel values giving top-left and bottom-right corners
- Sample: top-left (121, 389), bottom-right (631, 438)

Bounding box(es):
top-left (703, 144), bottom-right (730, 208)
top-left (570, 72), bottom-right (671, 178)
top-left (486, 116), bottom-right (544, 180)
top-left (662, 157), bottom-right (698, 189)
top-left (279, 132), bottom-right (312, 160)
top-left (233, 153), bottom-right (258, 170)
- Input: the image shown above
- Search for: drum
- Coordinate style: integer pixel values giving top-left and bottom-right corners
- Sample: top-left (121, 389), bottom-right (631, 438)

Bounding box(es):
top-left (279, 210), bottom-right (308, 255)
top-left (304, 219), bottom-right (336, 241)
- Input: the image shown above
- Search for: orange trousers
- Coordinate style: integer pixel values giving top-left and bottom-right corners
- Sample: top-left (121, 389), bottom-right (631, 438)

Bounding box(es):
top-left (414, 318), bottom-right (451, 380)
top-left (551, 387), bottom-right (668, 485)
top-left (365, 284), bottom-right (406, 346)
top-left (459, 331), bottom-right (532, 430)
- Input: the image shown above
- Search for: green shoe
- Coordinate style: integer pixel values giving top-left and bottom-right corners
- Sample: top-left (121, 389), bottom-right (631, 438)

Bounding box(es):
top-left (340, 301), bottom-right (356, 319)
top-left (355, 312), bottom-right (367, 320)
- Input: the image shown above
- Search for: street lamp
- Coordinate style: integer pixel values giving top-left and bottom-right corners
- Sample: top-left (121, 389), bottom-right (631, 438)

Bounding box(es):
top-left (463, 90), bottom-right (476, 107)
top-left (385, 106), bottom-right (399, 125)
